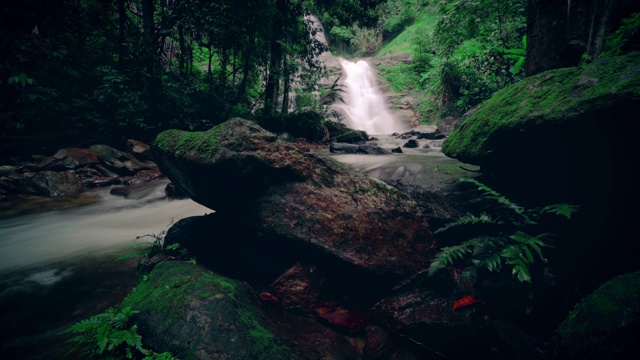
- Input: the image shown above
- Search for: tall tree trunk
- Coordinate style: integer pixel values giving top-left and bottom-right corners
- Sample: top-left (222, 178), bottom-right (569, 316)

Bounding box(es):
top-left (178, 25), bottom-right (185, 75)
top-left (264, 0), bottom-right (286, 117)
top-left (281, 54), bottom-right (290, 115)
top-left (117, 0), bottom-right (126, 70)
top-left (142, 0), bottom-right (161, 122)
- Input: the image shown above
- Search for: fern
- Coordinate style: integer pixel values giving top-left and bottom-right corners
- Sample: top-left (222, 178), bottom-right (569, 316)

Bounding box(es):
top-left (428, 242), bottom-right (473, 276)
top-left (434, 212), bottom-right (500, 234)
top-left (66, 306), bottom-right (178, 359)
top-left (461, 178), bottom-right (529, 220)
top-left (430, 179), bottom-right (573, 283)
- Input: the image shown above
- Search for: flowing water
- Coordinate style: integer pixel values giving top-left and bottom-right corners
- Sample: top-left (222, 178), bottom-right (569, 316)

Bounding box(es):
top-left (0, 180), bottom-right (212, 358)
top-left (337, 58), bottom-right (408, 135)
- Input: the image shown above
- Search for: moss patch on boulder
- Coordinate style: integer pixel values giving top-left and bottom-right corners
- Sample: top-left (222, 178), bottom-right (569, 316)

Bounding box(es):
top-left (443, 52), bottom-right (640, 165)
top-left (555, 271), bottom-right (640, 359)
top-left (121, 261), bottom-right (290, 360)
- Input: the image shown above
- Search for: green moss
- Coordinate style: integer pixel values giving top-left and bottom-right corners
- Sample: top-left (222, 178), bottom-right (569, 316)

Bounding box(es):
top-left (154, 123), bottom-right (225, 161)
top-left (443, 52), bottom-right (640, 163)
top-left (121, 261), bottom-right (289, 359)
top-left (556, 271), bottom-right (640, 356)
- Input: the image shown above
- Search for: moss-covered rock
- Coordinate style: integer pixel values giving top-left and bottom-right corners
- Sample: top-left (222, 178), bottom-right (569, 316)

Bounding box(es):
top-left (152, 118), bottom-right (435, 281)
top-left (122, 261), bottom-right (291, 360)
top-left (554, 271), bottom-right (640, 359)
top-left (443, 52), bottom-right (640, 166)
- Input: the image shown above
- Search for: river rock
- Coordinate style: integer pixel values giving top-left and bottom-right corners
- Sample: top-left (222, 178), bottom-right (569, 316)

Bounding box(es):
top-left (329, 142), bottom-right (389, 154)
top-left (153, 118), bottom-right (435, 281)
top-left (0, 171), bottom-right (84, 197)
top-left (36, 148), bottom-right (100, 170)
top-left (89, 144), bottom-right (152, 174)
top-left (126, 139), bottom-right (153, 160)
top-left (402, 139), bottom-right (419, 148)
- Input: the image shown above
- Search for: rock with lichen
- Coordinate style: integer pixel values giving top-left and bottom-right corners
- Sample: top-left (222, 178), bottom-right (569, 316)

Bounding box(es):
top-left (152, 118), bottom-right (435, 281)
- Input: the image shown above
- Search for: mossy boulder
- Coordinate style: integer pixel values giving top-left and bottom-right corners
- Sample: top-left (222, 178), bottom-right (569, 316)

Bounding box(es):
top-left (554, 271), bottom-right (640, 359)
top-left (121, 261), bottom-right (292, 360)
top-left (153, 118), bottom-right (435, 281)
top-left (443, 52), bottom-right (640, 169)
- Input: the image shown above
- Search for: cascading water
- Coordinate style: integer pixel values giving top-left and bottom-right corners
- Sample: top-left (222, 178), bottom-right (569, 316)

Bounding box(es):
top-left (337, 59), bottom-right (407, 135)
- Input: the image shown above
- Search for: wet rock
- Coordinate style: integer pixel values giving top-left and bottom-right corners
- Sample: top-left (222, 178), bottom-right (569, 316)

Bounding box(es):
top-left (126, 139), bottom-right (153, 160)
top-left (314, 306), bottom-right (366, 332)
top-left (89, 144), bottom-right (151, 175)
top-left (0, 171), bottom-right (84, 197)
top-left (416, 129), bottom-right (445, 140)
top-left (36, 148), bottom-right (100, 170)
top-left (402, 139), bottom-right (419, 148)
top-left (391, 146), bottom-right (403, 153)
top-left (153, 118), bottom-right (434, 281)
top-left (123, 168), bottom-right (163, 186)
top-left (165, 182), bottom-right (187, 199)
top-left (329, 142), bottom-right (389, 154)
top-left (334, 129), bottom-right (369, 144)
top-left (109, 181), bottom-right (164, 200)
top-left (269, 262), bottom-right (325, 312)
top-left (363, 325), bottom-right (392, 359)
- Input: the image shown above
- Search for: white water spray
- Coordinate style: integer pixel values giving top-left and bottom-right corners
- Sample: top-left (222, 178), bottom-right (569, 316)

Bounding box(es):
top-left (338, 59), bottom-right (406, 134)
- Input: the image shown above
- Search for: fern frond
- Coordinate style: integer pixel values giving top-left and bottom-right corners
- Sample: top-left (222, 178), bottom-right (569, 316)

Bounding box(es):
top-left (434, 212), bottom-right (500, 234)
top-left (541, 203), bottom-right (578, 219)
top-left (428, 243), bottom-right (473, 275)
top-left (462, 178), bottom-right (527, 217)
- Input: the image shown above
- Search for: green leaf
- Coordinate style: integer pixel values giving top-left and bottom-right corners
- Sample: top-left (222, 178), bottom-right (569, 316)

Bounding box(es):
top-left (541, 204), bottom-right (578, 219)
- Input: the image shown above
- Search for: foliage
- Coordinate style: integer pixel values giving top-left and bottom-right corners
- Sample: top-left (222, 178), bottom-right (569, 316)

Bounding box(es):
top-left (117, 223), bottom-right (186, 269)
top-left (65, 306), bottom-right (178, 359)
top-left (429, 178), bottom-right (577, 283)
top-left (283, 111), bottom-right (327, 141)
top-left (0, 0), bottom-right (333, 152)
top-left (604, 12), bottom-right (640, 57)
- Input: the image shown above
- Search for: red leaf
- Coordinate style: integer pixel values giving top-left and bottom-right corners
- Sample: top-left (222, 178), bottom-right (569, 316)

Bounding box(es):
top-left (259, 292), bottom-right (280, 304)
top-left (453, 296), bottom-right (487, 311)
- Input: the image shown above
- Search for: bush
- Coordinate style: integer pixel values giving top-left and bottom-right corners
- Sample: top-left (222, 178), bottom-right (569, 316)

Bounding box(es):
top-left (283, 111), bottom-right (326, 141)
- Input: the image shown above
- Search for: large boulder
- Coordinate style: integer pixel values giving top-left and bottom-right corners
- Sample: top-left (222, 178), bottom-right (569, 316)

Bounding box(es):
top-left (121, 261), bottom-right (292, 360)
top-left (554, 271), bottom-right (640, 359)
top-left (443, 52), bottom-right (640, 173)
top-left (153, 118), bottom-right (435, 281)
top-left (441, 52), bottom-right (640, 296)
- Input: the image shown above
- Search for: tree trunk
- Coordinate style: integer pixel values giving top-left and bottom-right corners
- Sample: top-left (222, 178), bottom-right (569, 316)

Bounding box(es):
top-left (117, 0), bottom-right (126, 69)
top-left (264, 0), bottom-right (286, 117)
top-left (142, 0), bottom-right (162, 122)
top-left (281, 54), bottom-right (290, 115)
top-left (526, 0), bottom-right (639, 76)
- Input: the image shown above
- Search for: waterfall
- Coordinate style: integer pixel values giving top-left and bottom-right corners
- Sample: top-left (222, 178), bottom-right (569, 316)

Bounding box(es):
top-left (337, 58), bottom-right (406, 134)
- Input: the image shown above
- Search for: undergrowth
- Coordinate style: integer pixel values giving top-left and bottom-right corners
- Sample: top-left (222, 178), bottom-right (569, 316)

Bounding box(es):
top-left (429, 178), bottom-right (577, 283)
top-left (65, 306), bottom-right (178, 359)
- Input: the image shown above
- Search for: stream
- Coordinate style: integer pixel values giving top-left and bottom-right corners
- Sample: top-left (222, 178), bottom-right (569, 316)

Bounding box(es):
top-left (0, 181), bottom-right (211, 358)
